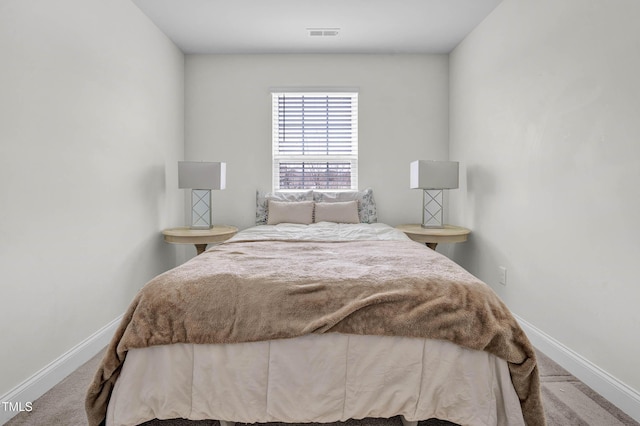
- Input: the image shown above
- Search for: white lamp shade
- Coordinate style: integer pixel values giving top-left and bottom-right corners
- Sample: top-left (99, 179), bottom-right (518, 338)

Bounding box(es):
top-left (178, 161), bottom-right (226, 190)
top-left (410, 160), bottom-right (459, 189)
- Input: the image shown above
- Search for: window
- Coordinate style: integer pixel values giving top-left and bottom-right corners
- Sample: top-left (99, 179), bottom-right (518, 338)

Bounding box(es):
top-left (272, 91), bottom-right (358, 191)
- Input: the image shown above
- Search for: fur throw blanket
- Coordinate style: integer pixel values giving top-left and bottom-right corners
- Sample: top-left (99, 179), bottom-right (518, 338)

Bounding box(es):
top-left (86, 239), bottom-right (545, 426)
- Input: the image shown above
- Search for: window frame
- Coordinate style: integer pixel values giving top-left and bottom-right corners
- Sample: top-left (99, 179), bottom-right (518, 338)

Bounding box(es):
top-left (271, 91), bottom-right (358, 192)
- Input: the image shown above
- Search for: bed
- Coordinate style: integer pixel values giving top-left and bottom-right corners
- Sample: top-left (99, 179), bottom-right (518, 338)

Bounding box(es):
top-left (85, 190), bottom-right (545, 426)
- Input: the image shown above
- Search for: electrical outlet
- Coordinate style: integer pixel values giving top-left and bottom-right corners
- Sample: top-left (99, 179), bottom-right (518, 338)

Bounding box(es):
top-left (498, 266), bottom-right (507, 286)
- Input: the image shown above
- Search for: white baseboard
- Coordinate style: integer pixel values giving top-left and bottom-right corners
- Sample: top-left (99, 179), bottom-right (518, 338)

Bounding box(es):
top-left (0, 314), bottom-right (122, 425)
top-left (515, 314), bottom-right (640, 423)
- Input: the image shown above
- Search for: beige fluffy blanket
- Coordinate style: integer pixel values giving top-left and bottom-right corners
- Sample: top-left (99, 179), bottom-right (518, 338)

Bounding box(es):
top-left (86, 239), bottom-right (545, 426)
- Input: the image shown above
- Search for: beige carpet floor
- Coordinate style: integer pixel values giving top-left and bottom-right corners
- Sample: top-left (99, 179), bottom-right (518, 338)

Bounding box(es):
top-left (5, 347), bottom-right (639, 426)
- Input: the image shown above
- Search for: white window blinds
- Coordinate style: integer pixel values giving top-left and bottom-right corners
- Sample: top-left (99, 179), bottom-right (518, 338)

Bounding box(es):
top-left (272, 92), bottom-right (358, 190)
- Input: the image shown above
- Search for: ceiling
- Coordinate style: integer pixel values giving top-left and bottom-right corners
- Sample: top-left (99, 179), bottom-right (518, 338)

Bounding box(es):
top-left (131, 0), bottom-right (503, 54)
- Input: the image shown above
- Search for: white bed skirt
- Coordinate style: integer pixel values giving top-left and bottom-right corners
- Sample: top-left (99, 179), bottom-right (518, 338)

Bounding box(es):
top-left (107, 333), bottom-right (525, 426)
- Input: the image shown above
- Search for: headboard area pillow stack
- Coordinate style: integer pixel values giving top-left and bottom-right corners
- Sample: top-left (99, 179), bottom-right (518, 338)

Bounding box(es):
top-left (313, 189), bottom-right (377, 223)
top-left (256, 188), bottom-right (377, 225)
top-left (256, 190), bottom-right (313, 225)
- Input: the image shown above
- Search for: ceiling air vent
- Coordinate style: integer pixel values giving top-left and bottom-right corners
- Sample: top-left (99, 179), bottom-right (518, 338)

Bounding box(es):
top-left (308, 28), bottom-right (340, 37)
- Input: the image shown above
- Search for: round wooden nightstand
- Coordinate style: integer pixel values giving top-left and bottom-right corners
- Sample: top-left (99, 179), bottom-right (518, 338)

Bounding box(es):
top-left (396, 224), bottom-right (471, 250)
top-left (162, 225), bottom-right (238, 255)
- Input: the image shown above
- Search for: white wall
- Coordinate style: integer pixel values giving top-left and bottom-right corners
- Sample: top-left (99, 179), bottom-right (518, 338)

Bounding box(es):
top-left (0, 0), bottom-right (184, 397)
top-left (185, 54), bottom-right (449, 229)
top-left (450, 0), bottom-right (640, 396)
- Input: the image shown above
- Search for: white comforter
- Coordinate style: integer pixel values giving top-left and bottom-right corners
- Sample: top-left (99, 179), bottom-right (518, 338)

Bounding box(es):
top-left (107, 334), bottom-right (524, 426)
top-left (227, 222), bottom-right (411, 242)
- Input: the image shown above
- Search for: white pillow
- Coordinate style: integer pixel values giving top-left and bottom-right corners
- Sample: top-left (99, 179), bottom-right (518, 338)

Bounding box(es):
top-left (314, 201), bottom-right (360, 224)
top-left (256, 190), bottom-right (313, 225)
top-left (313, 188), bottom-right (377, 223)
top-left (267, 200), bottom-right (314, 225)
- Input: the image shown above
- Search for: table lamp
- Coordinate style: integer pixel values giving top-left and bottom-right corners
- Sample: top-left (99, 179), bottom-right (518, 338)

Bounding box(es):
top-left (178, 161), bottom-right (226, 229)
top-left (410, 160), bottom-right (459, 228)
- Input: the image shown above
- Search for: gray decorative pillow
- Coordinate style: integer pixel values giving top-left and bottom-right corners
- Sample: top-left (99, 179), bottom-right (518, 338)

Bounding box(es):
top-left (312, 188), bottom-right (377, 223)
top-left (256, 190), bottom-right (313, 225)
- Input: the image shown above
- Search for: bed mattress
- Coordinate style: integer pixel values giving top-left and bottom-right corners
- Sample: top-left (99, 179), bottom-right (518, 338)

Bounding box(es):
top-left (86, 223), bottom-right (544, 426)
